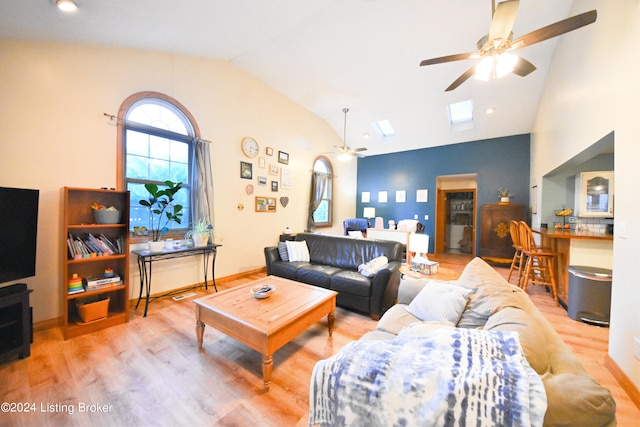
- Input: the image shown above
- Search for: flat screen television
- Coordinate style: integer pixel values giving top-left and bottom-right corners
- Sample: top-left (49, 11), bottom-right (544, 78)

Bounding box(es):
top-left (0, 187), bottom-right (39, 284)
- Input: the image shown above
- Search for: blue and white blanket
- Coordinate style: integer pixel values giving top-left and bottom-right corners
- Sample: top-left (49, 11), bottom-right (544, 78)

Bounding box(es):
top-left (309, 328), bottom-right (547, 427)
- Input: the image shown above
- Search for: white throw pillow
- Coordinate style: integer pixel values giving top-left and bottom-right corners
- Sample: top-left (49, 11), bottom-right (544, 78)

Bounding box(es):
top-left (358, 256), bottom-right (389, 277)
top-left (285, 240), bottom-right (310, 262)
top-left (348, 230), bottom-right (364, 238)
top-left (405, 281), bottom-right (473, 325)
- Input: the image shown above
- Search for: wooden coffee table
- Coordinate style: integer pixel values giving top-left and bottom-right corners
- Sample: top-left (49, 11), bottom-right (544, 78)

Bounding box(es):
top-left (194, 276), bottom-right (337, 391)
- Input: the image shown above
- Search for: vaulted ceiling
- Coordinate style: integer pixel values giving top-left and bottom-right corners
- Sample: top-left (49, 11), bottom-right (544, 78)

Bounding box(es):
top-left (0, 0), bottom-right (594, 156)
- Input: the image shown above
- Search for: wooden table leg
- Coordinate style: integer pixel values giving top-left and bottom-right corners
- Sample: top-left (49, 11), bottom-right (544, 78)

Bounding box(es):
top-left (327, 310), bottom-right (335, 337)
top-left (262, 354), bottom-right (273, 391)
top-left (196, 320), bottom-right (205, 349)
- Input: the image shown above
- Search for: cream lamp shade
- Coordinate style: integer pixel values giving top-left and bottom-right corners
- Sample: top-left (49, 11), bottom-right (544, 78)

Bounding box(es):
top-left (363, 207), bottom-right (376, 219)
top-left (409, 233), bottom-right (430, 263)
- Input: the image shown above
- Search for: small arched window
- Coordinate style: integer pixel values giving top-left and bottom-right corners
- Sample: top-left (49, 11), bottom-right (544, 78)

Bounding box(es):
top-left (312, 156), bottom-right (333, 227)
top-left (117, 92), bottom-right (200, 237)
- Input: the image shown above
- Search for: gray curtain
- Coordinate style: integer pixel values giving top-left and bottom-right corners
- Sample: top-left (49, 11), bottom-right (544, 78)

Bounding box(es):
top-left (191, 138), bottom-right (215, 240)
top-left (307, 172), bottom-right (328, 231)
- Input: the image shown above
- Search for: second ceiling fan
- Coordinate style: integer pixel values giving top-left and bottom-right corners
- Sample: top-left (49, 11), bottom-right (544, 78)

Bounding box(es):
top-left (419, 0), bottom-right (597, 91)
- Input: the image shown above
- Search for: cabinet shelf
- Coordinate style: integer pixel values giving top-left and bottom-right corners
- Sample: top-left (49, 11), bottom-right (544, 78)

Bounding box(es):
top-left (68, 223), bottom-right (127, 229)
top-left (62, 187), bottom-right (130, 340)
top-left (67, 254), bottom-right (127, 264)
top-left (66, 283), bottom-right (127, 300)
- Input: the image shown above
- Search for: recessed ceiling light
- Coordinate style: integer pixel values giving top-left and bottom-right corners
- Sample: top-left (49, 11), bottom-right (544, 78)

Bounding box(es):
top-left (56, 0), bottom-right (78, 12)
top-left (486, 107), bottom-right (495, 114)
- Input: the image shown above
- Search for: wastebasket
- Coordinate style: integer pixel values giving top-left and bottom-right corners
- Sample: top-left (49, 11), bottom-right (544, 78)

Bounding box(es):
top-left (567, 265), bottom-right (612, 326)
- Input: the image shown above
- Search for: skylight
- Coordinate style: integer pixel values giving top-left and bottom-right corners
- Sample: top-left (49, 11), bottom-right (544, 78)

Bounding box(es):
top-left (448, 100), bottom-right (473, 124)
top-left (374, 119), bottom-right (395, 137)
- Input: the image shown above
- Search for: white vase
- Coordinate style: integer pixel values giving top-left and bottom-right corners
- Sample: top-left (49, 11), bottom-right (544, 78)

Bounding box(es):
top-left (148, 240), bottom-right (165, 252)
top-left (192, 233), bottom-right (209, 247)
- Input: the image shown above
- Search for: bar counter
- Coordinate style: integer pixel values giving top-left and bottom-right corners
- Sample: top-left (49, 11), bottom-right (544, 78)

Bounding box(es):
top-left (532, 228), bottom-right (613, 309)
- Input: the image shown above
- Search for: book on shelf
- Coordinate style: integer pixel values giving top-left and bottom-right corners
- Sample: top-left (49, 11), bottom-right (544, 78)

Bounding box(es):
top-left (83, 273), bottom-right (122, 290)
top-left (67, 232), bottom-right (123, 258)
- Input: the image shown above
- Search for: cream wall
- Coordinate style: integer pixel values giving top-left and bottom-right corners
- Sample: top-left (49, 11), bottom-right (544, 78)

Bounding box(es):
top-left (0, 40), bottom-right (356, 324)
top-left (531, 0), bottom-right (640, 389)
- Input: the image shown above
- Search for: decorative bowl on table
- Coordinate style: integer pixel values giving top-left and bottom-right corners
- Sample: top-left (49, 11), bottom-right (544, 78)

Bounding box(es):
top-left (250, 284), bottom-right (276, 299)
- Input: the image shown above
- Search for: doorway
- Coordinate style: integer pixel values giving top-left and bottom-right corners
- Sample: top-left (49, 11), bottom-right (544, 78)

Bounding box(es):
top-left (435, 175), bottom-right (477, 256)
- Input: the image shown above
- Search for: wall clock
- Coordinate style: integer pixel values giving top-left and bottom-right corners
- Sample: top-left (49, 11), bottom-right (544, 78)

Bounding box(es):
top-left (241, 137), bottom-right (259, 158)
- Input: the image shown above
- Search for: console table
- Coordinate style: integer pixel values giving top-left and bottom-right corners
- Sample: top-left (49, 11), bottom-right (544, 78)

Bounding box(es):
top-left (132, 244), bottom-right (221, 317)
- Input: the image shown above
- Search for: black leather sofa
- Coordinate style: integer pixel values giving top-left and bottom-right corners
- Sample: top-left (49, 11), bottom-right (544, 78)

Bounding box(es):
top-left (264, 233), bottom-right (403, 320)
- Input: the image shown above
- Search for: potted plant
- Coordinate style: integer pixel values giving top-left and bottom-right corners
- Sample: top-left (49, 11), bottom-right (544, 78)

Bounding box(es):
top-left (139, 180), bottom-right (184, 251)
top-left (498, 188), bottom-right (513, 203)
top-left (185, 217), bottom-right (213, 247)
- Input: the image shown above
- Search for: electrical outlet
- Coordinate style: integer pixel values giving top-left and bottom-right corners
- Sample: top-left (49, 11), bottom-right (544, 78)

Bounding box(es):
top-left (424, 215), bottom-right (429, 220)
top-left (568, 216), bottom-right (575, 223)
top-left (414, 214), bottom-right (418, 220)
top-left (634, 337), bottom-right (640, 361)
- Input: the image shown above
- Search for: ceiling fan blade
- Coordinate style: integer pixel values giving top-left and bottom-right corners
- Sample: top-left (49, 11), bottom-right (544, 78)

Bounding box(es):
top-left (420, 52), bottom-right (477, 67)
top-left (445, 66), bottom-right (477, 92)
top-left (510, 9), bottom-right (597, 50)
top-left (351, 147), bottom-right (367, 152)
top-left (487, 0), bottom-right (519, 47)
top-left (512, 56), bottom-right (536, 77)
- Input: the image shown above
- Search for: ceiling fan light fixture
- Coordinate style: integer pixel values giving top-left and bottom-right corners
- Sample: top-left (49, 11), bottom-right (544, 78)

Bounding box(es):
top-left (56, 0), bottom-right (78, 12)
top-left (495, 51), bottom-right (518, 78)
top-left (474, 57), bottom-right (494, 81)
top-left (337, 152), bottom-right (352, 162)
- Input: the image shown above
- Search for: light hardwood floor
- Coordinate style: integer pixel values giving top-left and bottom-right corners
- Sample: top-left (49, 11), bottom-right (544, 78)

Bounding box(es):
top-left (1, 257), bottom-right (638, 426)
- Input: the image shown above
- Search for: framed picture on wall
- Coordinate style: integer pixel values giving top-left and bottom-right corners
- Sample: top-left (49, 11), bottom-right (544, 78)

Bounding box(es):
top-left (278, 151), bottom-right (289, 165)
top-left (271, 181), bottom-right (279, 192)
top-left (255, 196), bottom-right (276, 212)
top-left (240, 161), bottom-right (252, 179)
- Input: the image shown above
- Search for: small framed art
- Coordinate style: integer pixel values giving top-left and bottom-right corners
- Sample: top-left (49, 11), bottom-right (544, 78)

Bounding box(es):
top-left (278, 151), bottom-right (289, 165)
top-left (266, 147), bottom-right (273, 156)
top-left (271, 181), bottom-right (279, 192)
top-left (240, 161), bottom-right (252, 179)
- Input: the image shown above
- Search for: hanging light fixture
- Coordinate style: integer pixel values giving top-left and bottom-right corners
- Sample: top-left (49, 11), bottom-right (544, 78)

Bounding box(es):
top-left (56, 0), bottom-right (78, 12)
top-left (474, 52), bottom-right (519, 81)
top-left (338, 107), bottom-right (352, 162)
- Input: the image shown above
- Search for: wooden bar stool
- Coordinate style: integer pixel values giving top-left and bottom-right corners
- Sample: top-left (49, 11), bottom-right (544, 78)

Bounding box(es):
top-left (507, 220), bottom-right (525, 286)
top-left (518, 221), bottom-right (559, 305)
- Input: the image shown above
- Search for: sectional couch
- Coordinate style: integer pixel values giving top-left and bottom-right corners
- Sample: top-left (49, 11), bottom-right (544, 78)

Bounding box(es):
top-left (310, 257), bottom-right (616, 426)
top-left (264, 232), bottom-right (403, 319)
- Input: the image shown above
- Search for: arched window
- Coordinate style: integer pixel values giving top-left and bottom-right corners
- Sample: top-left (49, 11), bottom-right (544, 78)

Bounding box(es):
top-left (312, 156), bottom-right (333, 227)
top-left (117, 92), bottom-right (201, 238)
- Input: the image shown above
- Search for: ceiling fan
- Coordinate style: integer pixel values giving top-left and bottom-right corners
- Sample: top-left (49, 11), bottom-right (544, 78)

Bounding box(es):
top-left (331, 108), bottom-right (367, 160)
top-left (419, 0), bottom-right (597, 91)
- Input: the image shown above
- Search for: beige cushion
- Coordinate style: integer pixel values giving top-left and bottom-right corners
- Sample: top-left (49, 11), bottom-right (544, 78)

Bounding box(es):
top-left (483, 307), bottom-right (550, 374)
top-left (406, 281), bottom-right (472, 325)
top-left (455, 257), bottom-right (525, 328)
top-left (376, 304), bottom-right (420, 335)
top-left (542, 373), bottom-right (617, 427)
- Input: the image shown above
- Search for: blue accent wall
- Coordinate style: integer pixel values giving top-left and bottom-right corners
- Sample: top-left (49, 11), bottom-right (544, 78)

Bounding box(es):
top-left (356, 134), bottom-right (530, 253)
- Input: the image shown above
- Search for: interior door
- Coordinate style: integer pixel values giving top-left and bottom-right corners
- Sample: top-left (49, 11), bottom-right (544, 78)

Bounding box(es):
top-left (435, 188), bottom-right (476, 257)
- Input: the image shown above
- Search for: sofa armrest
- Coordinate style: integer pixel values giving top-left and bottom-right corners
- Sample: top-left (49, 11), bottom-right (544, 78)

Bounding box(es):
top-left (369, 261), bottom-right (402, 319)
top-left (264, 246), bottom-right (280, 275)
top-left (398, 278), bottom-right (428, 305)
